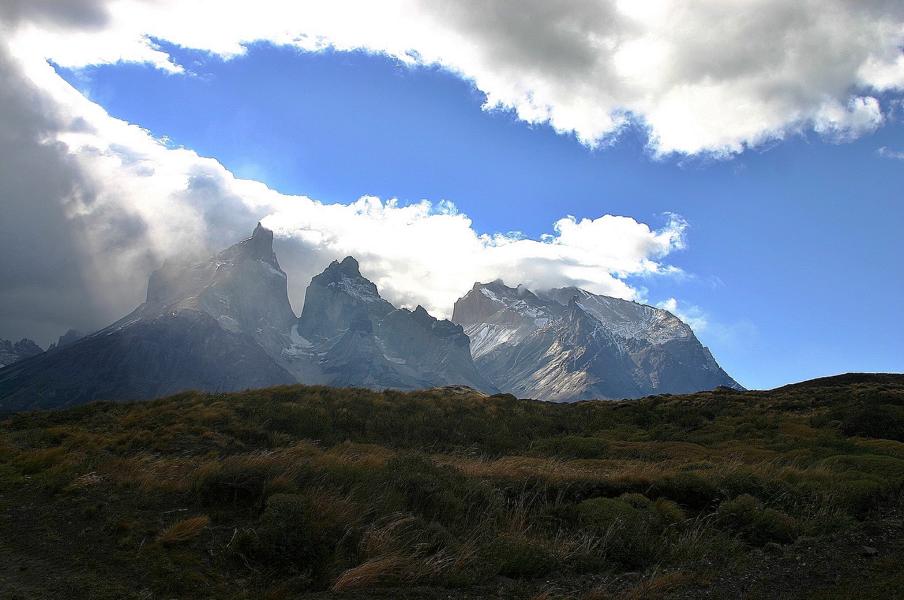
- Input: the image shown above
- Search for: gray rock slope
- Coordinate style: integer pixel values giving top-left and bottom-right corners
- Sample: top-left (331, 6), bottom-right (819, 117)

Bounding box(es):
top-left (452, 280), bottom-right (742, 401)
top-left (47, 329), bottom-right (85, 350)
top-left (288, 257), bottom-right (497, 392)
top-left (0, 224), bottom-right (298, 411)
top-left (0, 338), bottom-right (43, 369)
top-left (0, 225), bottom-right (495, 410)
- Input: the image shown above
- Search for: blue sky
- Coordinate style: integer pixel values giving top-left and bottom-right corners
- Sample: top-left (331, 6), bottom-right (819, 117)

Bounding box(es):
top-left (56, 43), bottom-right (904, 389)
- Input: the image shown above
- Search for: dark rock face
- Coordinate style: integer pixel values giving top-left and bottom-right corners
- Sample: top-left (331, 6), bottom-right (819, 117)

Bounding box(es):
top-left (0, 338), bottom-right (43, 369)
top-left (52, 329), bottom-right (85, 349)
top-left (453, 281), bottom-right (741, 401)
top-left (289, 258), bottom-right (497, 392)
top-left (143, 221), bottom-right (297, 358)
top-left (297, 257), bottom-right (395, 341)
top-left (0, 224), bottom-right (297, 411)
top-left (0, 311), bottom-right (294, 412)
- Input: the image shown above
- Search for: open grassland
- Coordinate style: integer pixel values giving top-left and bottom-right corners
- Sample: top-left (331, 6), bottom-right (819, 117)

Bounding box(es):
top-left (0, 373), bottom-right (903, 599)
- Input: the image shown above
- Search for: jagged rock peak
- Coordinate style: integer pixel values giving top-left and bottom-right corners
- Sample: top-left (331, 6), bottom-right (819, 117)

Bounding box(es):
top-left (472, 279), bottom-right (540, 300)
top-left (313, 256), bottom-right (380, 297)
top-left (321, 256), bottom-right (363, 277)
top-left (48, 329), bottom-right (85, 351)
top-left (237, 222), bottom-right (276, 263)
top-left (13, 339), bottom-right (43, 355)
top-left (471, 278), bottom-right (506, 291)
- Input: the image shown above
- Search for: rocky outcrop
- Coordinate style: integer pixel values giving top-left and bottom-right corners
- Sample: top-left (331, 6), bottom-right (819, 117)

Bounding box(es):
top-left (50, 329), bottom-right (85, 350)
top-left (0, 338), bottom-right (43, 369)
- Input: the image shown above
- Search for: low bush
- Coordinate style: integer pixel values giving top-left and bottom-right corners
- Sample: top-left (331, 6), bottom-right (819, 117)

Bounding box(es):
top-left (193, 454), bottom-right (282, 510)
top-left (576, 496), bottom-right (661, 567)
top-left (383, 453), bottom-right (493, 526)
top-left (717, 494), bottom-right (797, 545)
top-left (650, 471), bottom-right (719, 509)
top-left (533, 435), bottom-right (609, 459)
top-left (485, 534), bottom-right (559, 578)
top-left (836, 403), bottom-right (904, 441)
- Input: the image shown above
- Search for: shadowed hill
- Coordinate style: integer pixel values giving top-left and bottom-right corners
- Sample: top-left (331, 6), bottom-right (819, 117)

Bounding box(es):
top-left (773, 372), bottom-right (904, 390)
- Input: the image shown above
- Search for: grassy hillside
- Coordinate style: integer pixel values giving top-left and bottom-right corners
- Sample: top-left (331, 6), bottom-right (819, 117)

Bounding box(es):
top-left (1, 374), bottom-right (903, 599)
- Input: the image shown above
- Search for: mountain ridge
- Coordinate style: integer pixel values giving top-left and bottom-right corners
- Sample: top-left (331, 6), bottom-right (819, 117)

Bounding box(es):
top-left (0, 226), bottom-right (496, 410)
top-left (0, 224), bottom-right (741, 410)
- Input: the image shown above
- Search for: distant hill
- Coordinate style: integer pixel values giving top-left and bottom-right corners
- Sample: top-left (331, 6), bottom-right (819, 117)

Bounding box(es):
top-left (0, 373), bottom-right (901, 598)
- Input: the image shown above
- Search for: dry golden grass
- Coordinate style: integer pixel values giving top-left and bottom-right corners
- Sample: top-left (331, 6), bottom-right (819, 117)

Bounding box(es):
top-left (437, 454), bottom-right (671, 484)
top-left (620, 571), bottom-right (696, 600)
top-left (331, 555), bottom-right (411, 590)
top-left (102, 454), bottom-right (197, 494)
top-left (157, 515), bottom-right (210, 545)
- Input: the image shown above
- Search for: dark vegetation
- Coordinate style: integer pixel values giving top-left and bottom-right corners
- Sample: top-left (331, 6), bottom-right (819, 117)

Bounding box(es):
top-left (1, 374), bottom-right (903, 598)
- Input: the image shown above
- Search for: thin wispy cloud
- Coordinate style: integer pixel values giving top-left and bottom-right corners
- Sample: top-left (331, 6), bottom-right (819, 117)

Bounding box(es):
top-left (878, 146), bottom-right (904, 160)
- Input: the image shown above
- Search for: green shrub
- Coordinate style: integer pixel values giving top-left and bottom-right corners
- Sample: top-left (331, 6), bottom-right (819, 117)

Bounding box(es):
top-left (230, 492), bottom-right (350, 586)
top-left (485, 534), bottom-right (558, 578)
top-left (820, 454), bottom-right (904, 480)
top-left (13, 446), bottom-right (67, 475)
top-left (256, 494), bottom-right (321, 566)
top-left (653, 498), bottom-right (686, 526)
top-left (650, 471), bottom-right (719, 509)
top-left (194, 455), bottom-right (279, 509)
top-left (577, 497), bottom-right (643, 531)
top-left (618, 492), bottom-right (653, 509)
top-left (718, 469), bottom-right (768, 499)
top-left (836, 404), bottom-right (904, 441)
top-left (532, 435), bottom-right (608, 459)
top-left (833, 478), bottom-right (886, 515)
top-left (384, 454), bottom-right (491, 525)
top-left (717, 494), bottom-right (797, 545)
top-left (576, 496), bottom-right (659, 568)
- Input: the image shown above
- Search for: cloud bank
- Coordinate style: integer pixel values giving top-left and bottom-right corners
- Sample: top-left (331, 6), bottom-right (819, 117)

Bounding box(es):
top-left (8, 0), bottom-right (904, 155)
top-left (0, 21), bottom-right (686, 343)
top-left (4, 1), bottom-right (902, 343)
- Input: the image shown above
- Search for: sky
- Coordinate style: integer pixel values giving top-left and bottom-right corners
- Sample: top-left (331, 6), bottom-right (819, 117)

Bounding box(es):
top-left (0, 1), bottom-right (903, 389)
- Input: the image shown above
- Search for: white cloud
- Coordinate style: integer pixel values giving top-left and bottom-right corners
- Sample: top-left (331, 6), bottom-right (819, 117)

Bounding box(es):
top-left (813, 96), bottom-right (885, 143)
top-left (0, 36), bottom-right (687, 342)
top-left (6, 0), bottom-right (904, 156)
top-left (266, 203), bottom-right (686, 315)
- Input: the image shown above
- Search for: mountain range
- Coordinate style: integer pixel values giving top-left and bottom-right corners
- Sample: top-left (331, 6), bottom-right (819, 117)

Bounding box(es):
top-left (0, 224), bottom-right (739, 411)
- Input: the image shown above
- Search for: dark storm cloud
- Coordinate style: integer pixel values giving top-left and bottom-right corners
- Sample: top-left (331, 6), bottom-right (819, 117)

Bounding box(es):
top-left (0, 0), bottom-right (111, 29)
top-left (0, 43), bottom-right (157, 344)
